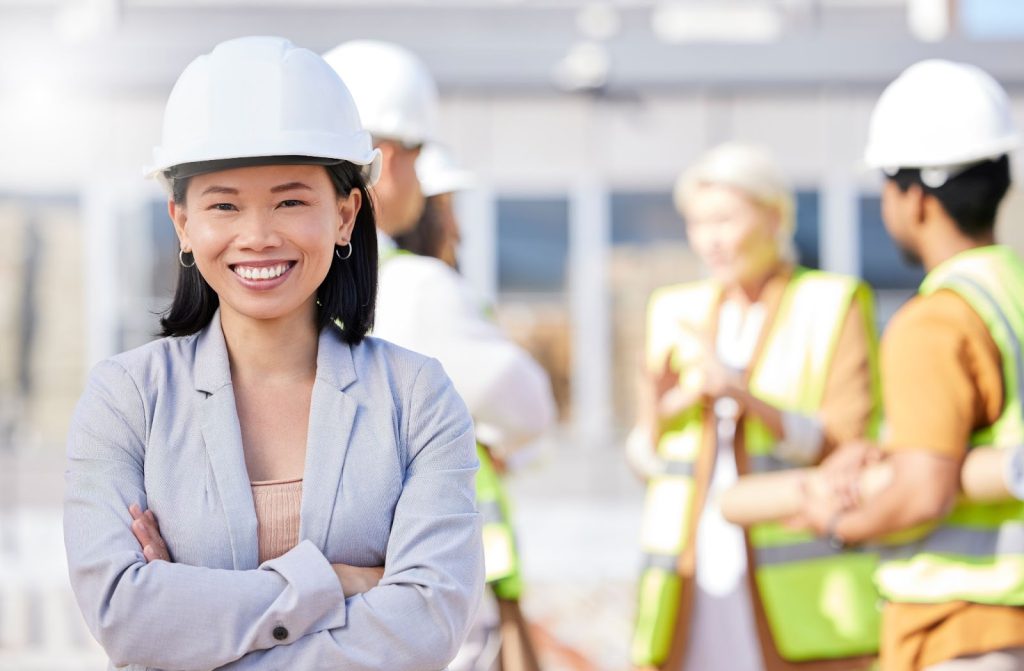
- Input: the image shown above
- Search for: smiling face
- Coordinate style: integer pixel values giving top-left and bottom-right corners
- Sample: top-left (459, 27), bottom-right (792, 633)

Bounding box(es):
top-left (169, 163), bottom-right (360, 327)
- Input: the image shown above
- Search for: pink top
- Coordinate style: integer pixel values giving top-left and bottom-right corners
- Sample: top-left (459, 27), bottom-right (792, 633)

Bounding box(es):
top-left (250, 478), bottom-right (303, 565)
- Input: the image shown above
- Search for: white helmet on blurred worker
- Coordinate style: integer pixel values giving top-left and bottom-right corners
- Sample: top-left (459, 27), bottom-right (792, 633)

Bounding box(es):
top-left (417, 144), bottom-right (478, 198)
top-left (147, 36), bottom-right (382, 190)
top-left (864, 59), bottom-right (1019, 187)
top-left (323, 40), bottom-right (439, 147)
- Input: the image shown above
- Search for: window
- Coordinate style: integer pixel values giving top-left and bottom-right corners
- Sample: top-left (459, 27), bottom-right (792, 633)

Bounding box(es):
top-left (793, 190), bottom-right (820, 270)
top-left (496, 197), bottom-right (569, 294)
top-left (150, 199), bottom-right (180, 301)
top-left (859, 195), bottom-right (924, 290)
top-left (960, 0), bottom-right (1024, 39)
top-left (610, 191), bottom-right (684, 245)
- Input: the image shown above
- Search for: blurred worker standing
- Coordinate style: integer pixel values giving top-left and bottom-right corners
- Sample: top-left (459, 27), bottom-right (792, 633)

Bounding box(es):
top-left (396, 144), bottom-right (553, 671)
top-left (628, 143), bottom-right (882, 671)
top-left (326, 43), bottom-right (556, 671)
top-left (325, 41), bottom-right (554, 454)
top-left (798, 60), bottom-right (1024, 671)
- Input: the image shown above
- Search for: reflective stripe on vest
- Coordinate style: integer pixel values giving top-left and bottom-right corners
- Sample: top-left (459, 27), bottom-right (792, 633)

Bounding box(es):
top-left (631, 269), bottom-right (882, 667)
top-left (878, 247), bottom-right (1024, 605)
top-left (476, 444), bottom-right (523, 600)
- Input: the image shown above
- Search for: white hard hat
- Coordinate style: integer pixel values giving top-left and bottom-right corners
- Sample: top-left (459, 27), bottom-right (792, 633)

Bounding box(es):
top-left (323, 40), bottom-right (439, 147)
top-left (864, 59), bottom-right (1019, 187)
top-left (416, 144), bottom-right (478, 198)
top-left (147, 36), bottom-right (382, 189)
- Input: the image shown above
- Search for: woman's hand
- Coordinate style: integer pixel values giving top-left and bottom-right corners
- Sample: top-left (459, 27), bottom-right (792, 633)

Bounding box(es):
top-left (331, 564), bottom-right (385, 598)
top-left (128, 503), bottom-right (172, 562)
top-left (129, 504), bottom-right (384, 596)
top-left (638, 352), bottom-right (700, 430)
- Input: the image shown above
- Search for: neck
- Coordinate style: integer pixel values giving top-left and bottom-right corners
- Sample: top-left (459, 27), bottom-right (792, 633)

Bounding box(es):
top-left (920, 230), bottom-right (995, 272)
top-left (219, 302), bottom-right (319, 385)
top-left (726, 260), bottom-right (786, 305)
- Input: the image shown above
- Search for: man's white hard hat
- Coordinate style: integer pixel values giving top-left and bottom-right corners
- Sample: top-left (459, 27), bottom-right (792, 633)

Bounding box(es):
top-left (147, 36), bottom-right (382, 190)
top-left (323, 40), bottom-right (439, 148)
top-left (864, 59), bottom-right (1018, 187)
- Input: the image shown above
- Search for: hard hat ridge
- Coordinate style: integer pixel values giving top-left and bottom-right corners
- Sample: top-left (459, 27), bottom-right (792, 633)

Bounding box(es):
top-left (322, 40), bottom-right (440, 148)
top-left (864, 59), bottom-right (1019, 187)
top-left (147, 36), bottom-right (382, 191)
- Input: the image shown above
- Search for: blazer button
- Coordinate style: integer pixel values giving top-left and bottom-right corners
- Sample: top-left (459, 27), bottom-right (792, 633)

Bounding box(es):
top-left (272, 626), bottom-right (289, 641)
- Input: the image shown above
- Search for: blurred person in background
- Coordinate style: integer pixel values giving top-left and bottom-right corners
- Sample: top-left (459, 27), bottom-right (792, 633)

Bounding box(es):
top-left (63, 37), bottom-right (483, 671)
top-left (396, 144), bottom-right (555, 671)
top-left (797, 60), bottom-right (1024, 671)
top-left (627, 142), bottom-right (882, 671)
top-left (394, 144), bottom-right (464, 270)
top-left (323, 40), bottom-right (430, 249)
top-left (327, 40), bottom-right (555, 670)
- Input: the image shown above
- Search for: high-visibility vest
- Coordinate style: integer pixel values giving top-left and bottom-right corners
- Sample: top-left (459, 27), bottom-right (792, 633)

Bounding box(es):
top-left (876, 245), bottom-right (1024, 605)
top-left (379, 246), bottom-right (524, 601)
top-left (631, 268), bottom-right (882, 667)
top-left (477, 444), bottom-right (523, 600)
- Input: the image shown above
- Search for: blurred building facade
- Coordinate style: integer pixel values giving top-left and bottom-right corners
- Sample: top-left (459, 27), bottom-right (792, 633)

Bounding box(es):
top-left (2, 0), bottom-right (1024, 452)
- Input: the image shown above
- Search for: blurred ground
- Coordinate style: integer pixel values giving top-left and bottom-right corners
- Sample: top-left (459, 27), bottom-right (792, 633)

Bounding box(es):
top-left (0, 429), bottom-right (643, 671)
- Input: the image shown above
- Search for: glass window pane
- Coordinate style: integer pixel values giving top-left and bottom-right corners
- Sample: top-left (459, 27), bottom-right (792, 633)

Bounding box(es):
top-left (960, 0), bottom-right (1024, 40)
top-left (794, 190), bottom-right (820, 270)
top-left (496, 197), bottom-right (569, 294)
top-left (859, 195), bottom-right (924, 290)
top-left (610, 191), bottom-right (684, 245)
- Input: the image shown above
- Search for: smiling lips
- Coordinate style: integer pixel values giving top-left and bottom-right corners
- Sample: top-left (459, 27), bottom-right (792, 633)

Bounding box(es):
top-left (231, 262), bottom-right (295, 281)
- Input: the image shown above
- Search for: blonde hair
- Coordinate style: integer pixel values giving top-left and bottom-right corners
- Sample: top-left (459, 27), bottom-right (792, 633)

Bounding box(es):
top-left (673, 142), bottom-right (797, 263)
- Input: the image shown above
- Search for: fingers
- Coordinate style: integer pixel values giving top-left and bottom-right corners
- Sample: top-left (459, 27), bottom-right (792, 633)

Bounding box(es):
top-left (128, 505), bottom-right (171, 563)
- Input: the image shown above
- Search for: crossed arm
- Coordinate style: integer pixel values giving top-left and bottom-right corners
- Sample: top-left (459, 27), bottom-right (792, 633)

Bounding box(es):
top-left (64, 358), bottom-right (484, 671)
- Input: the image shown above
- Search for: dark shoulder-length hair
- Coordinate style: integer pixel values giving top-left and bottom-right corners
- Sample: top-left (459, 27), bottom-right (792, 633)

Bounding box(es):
top-left (159, 161), bottom-right (378, 344)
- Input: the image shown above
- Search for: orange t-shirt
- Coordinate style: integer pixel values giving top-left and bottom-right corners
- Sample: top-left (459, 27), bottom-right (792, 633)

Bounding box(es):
top-left (880, 289), bottom-right (1024, 670)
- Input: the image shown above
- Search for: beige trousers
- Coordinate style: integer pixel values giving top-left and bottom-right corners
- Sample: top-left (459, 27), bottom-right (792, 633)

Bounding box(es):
top-left (925, 647), bottom-right (1024, 670)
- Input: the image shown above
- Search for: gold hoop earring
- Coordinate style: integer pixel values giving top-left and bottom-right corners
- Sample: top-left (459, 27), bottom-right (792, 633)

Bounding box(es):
top-left (336, 243), bottom-right (353, 261)
top-left (179, 249), bottom-right (196, 268)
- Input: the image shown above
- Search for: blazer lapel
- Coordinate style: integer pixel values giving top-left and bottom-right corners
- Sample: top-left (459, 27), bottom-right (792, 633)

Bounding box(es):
top-left (299, 327), bottom-right (358, 551)
top-left (194, 313), bottom-right (259, 570)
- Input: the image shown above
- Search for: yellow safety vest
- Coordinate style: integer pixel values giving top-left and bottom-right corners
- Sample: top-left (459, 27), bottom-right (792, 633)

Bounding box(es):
top-left (876, 245), bottom-right (1024, 605)
top-left (477, 444), bottom-right (523, 600)
top-left (632, 268), bottom-right (882, 667)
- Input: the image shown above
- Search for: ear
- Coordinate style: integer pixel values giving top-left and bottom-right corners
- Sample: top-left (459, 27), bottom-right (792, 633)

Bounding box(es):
top-left (167, 198), bottom-right (191, 251)
top-left (336, 188), bottom-right (362, 245)
top-left (906, 183), bottom-right (928, 228)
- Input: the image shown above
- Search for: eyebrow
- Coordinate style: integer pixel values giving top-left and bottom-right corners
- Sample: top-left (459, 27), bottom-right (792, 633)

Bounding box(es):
top-left (198, 182), bottom-right (314, 197)
top-left (200, 185), bottom-right (239, 196)
top-left (269, 182), bottom-right (314, 194)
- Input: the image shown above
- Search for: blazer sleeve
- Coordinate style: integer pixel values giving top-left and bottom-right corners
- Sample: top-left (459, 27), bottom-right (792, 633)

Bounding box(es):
top-left (63, 360), bottom-right (347, 670)
top-left (216, 357), bottom-right (485, 671)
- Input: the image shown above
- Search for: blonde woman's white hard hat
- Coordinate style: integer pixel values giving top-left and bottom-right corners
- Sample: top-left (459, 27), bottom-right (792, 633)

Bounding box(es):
top-left (416, 144), bottom-right (478, 198)
top-left (146, 36), bottom-right (382, 190)
top-left (864, 59), bottom-right (1019, 187)
top-left (323, 40), bottom-right (439, 148)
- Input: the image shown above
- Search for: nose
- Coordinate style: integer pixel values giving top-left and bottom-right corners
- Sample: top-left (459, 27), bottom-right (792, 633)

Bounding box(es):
top-left (235, 209), bottom-right (282, 251)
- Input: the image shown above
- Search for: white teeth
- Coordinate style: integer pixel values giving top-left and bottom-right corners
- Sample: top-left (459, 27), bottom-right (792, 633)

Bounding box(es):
top-left (234, 263), bottom-right (290, 281)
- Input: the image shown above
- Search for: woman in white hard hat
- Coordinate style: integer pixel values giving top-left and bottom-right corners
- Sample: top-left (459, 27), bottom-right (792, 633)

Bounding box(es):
top-left (628, 143), bottom-right (881, 671)
top-left (63, 37), bottom-right (482, 671)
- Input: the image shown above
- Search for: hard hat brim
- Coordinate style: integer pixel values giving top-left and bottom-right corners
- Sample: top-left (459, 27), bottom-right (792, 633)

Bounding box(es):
top-left (149, 151), bottom-right (383, 194)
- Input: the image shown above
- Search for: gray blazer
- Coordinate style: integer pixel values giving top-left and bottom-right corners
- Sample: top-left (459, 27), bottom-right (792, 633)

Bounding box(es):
top-left (63, 314), bottom-right (484, 671)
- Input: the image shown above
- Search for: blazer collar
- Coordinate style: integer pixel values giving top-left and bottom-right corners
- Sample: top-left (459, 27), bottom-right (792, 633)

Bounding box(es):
top-left (193, 311), bottom-right (358, 394)
top-left (194, 311), bottom-right (360, 567)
